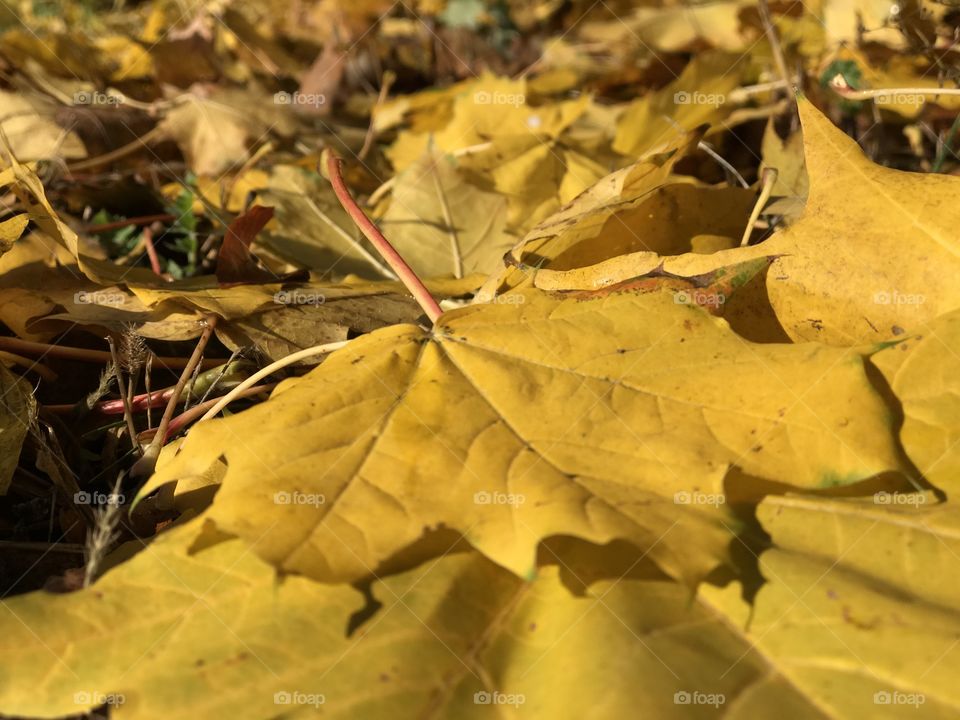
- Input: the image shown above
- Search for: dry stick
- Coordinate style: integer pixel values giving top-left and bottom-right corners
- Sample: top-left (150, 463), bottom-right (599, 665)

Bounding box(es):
top-left (740, 168), bottom-right (778, 248)
top-left (84, 213), bottom-right (175, 234)
top-left (698, 142), bottom-right (749, 188)
top-left (758, 0), bottom-right (794, 102)
top-left (665, 115), bottom-right (749, 188)
top-left (132, 316), bottom-right (218, 477)
top-left (196, 349), bottom-right (243, 407)
top-left (45, 360), bottom-right (246, 415)
top-left (66, 125), bottom-right (166, 172)
top-left (829, 73), bottom-right (960, 101)
top-left (47, 399), bottom-right (146, 416)
top-left (223, 141), bottom-right (273, 209)
top-left (141, 226), bottom-right (164, 276)
top-left (44, 385), bottom-right (179, 415)
top-left (0, 351), bottom-right (57, 382)
top-left (726, 79), bottom-right (795, 104)
top-left (0, 336), bottom-right (221, 371)
top-left (197, 340), bottom-right (348, 423)
top-left (144, 354), bottom-right (154, 429)
top-left (359, 71), bottom-right (396, 161)
top-left (326, 153), bottom-right (443, 323)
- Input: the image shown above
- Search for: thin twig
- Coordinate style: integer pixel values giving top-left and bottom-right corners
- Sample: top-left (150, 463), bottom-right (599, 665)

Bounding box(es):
top-left (83, 213), bottom-right (175, 234)
top-left (698, 142), bottom-right (749, 188)
top-left (0, 336), bottom-right (221, 371)
top-left (359, 71), bottom-right (395, 160)
top-left (0, 351), bottom-right (57, 381)
top-left (325, 152), bottom-right (443, 323)
top-left (196, 340), bottom-right (347, 423)
top-left (758, 0), bottom-right (794, 103)
top-left (44, 386), bottom-right (176, 415)
top-left (132, 316), bottom-right (218, 477)
top-left (141, 226), bottom-right (164, 276)
top-left (147, 382), bottom-right (279, 442)
top-left (740, 168), bottom-right (778, 247)
top-left (66, 125), bottom-right (166, 172)
top-left (727, 79), bottom-right (796, 103)
top-left (829, 73), bottom-right (960, 101)
top-left (43, 358), bottom-right (247, 414)
top-left (196, 349), bottom-right (243, 406)
top-left (144, 354), bottom-right (154, 429)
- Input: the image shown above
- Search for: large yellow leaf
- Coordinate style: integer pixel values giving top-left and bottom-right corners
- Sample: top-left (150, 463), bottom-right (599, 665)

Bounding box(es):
top-left (760, 119), bottom-right (808, 205)
top-left (759, 96), bottom-right (960, 344)
top-left (0, 519), bottom-right (831, 719)
top-left (5, 495), bottom-right (957, 718)
top-left (386, 76), bottom-right (590, 173)
top-left (142, 288), bottom-right (906, 586)
top-left (704, 492), bottom-right (960, 716)
top-left (255, 164), bottom-right (391, 278)
top-left (377, 146), bottom-right (512, 278)
top-left (158, 90), bottom-right (297, 177)
top-left (452, 134), bottom-right (611, 232)
top-left (872, 310), bottom-right (960, 493)
top-left (581, 1), bottom-right (754, 53)
top-left (613, 52), bottom-right (749, 158)
top-left (0, 91), bottom-right (85, 162)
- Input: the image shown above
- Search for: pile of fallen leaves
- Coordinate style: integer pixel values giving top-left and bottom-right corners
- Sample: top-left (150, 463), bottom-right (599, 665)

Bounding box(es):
top-left (1, 0), bottom-right (960, 717)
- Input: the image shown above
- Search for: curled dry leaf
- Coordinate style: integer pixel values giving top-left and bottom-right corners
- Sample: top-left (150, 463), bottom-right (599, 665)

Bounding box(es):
top-left (0, 364), bottom-right (37, 494)
top-left (490, 99), bottom-right (960, 347)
